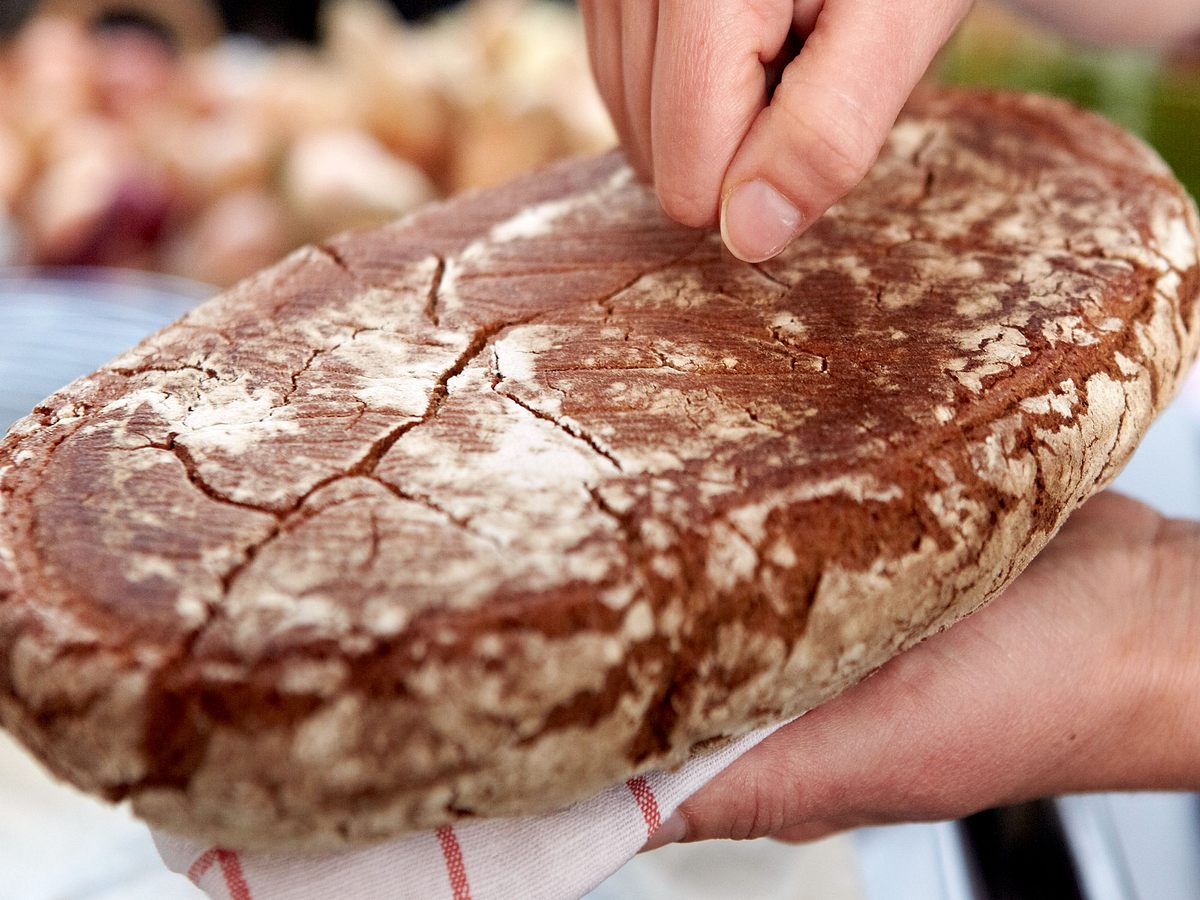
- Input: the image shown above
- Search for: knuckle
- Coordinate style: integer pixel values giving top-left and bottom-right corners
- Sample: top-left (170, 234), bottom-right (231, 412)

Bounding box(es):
top-left (810, 129), bottom-right (873, 194)
top-left (742, 0), bottom-right (787, 34)
top-left (799, 118), bottom-right (873, 195)
top-left (724, 771), bottom-right (793, 840)
top-left (774, 85), bottom-right (877, 197)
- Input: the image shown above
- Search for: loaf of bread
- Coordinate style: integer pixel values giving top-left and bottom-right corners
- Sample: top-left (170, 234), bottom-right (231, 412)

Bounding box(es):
top-left (1, 89), bottom-right (1197, 851)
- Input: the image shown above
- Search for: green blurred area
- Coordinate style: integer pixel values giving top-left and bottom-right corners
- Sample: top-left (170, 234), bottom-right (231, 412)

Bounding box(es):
top-left (938, 10), bottom-right (1200, 199)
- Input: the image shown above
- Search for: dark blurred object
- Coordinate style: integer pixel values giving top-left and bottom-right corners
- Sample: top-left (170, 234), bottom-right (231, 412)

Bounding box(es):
top-left (4, 0), bottom-right (477, 42)
top-left (392, 0), bottom-right (468, 17)
top-left (960, 801), bottom-right (1086, 900)
top-left (215, 0), bottom-right (564, 40)
top-left (36, 0), bottom-right (223, 48)
top-left (213, 0), bottom-right (323, 41)
top-left (0, 0), bottom-right (38, 36)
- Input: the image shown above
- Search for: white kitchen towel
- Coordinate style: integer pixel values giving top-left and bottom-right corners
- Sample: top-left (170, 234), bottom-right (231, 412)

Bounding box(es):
top-left (153, 720), bottom-right (790, 900)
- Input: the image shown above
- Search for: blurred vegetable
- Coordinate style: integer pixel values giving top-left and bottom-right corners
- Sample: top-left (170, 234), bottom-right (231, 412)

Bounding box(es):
top-left (283, 128), bottom-right (436, 237)
top-left (0, 0), bottom-right (613, 286)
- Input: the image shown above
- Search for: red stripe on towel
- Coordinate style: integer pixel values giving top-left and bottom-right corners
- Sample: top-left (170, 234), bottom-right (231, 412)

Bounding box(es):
top-left (627, 776), bottom-right (662, 836)
top-left (187, 849), bottom-right (218, 884)
top-left (217, 850), bottom-right (253, 900)
top-left (436, 825), bottom-right (472, 900)
top-left (186, 848), bottom-right (252, 900)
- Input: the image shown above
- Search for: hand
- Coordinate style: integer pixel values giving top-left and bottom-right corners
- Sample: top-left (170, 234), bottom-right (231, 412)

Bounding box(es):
top-left (579, 0), bottom-right (973, 262)
top-left (645, 492), bottom-right (1200, 849)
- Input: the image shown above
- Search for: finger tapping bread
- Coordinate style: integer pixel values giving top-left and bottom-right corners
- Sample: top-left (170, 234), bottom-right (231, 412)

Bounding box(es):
top-left (1, 89), bottom-right (1198, 851)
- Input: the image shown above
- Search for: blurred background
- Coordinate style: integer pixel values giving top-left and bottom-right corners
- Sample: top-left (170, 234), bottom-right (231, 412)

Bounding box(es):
top-left (1, 2), bottom-right (1199, 899)
top-left (0, 0), bottom-right (611, 286)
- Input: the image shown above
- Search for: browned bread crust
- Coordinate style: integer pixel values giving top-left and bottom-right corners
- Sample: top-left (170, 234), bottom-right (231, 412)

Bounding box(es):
top-left (1, 89), bottom-right (1198, 851)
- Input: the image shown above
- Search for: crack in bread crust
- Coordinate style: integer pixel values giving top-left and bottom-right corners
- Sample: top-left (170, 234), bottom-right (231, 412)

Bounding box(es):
top-left (1, 89), bottom-right (1199, 851)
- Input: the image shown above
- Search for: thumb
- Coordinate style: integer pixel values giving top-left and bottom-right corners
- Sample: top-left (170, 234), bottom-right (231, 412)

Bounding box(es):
top-left (643, 493), bottom-right (1186, 849)
top-left (719, 0), bottom-right (970, 262)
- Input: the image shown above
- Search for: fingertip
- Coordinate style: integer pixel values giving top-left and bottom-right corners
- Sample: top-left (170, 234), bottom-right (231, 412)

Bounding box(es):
top-left (719, 178), bottom-right (803, 263)
top-left (649, 1), bottom-right (782, 234)
top-left (656, 183), bottom-right (718, 230)
top-left (640, 809), bottom-right (689, 852)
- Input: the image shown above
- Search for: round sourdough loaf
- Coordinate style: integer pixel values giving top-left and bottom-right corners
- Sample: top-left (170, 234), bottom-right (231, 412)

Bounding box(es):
top-left (1, 89), bottom-right (1198, 851)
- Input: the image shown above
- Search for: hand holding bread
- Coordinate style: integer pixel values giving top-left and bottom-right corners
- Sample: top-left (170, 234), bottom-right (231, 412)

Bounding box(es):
top-left (581, 0), bottom-right (1200, 851)
top-left (647, 492), bottom-right (1200, 848)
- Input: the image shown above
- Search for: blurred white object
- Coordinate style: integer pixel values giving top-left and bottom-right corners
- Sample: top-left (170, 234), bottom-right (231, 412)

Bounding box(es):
top-left (156, 111), bottom-right (276, 201)
top-left (1182, 360), bottom-right (1200, 420)
top-left (283, 129), bottom-right (437, 238)
top-left (1110, 362), bottom-right (1200, 518)
top-left (0, 209), bottom-right (21, 266)
top-left (165, 188), bottom-right (292, 286)
top-left (0, 731), bottom-right (200, 900)
top-left (586, 835), bottom-right (864, 900)
top-left (0, 268), bottom-right (209, 426)
top-left (322, 0), bottom-right (451, 171)
top-left (26, 123), bottom-right (125, 261)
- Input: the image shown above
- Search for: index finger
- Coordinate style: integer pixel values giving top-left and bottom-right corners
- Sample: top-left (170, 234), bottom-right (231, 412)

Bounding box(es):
top-left (649, 0), bottom-right (794, 227)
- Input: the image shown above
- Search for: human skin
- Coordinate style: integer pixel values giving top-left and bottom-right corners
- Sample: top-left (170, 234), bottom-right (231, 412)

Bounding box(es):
top-left (640, 492), bottom-right (1200, 849)
top-left (580, 0), bottom-right (1200, 848)
top-left (579, 0), bottom-right (1200, 262)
